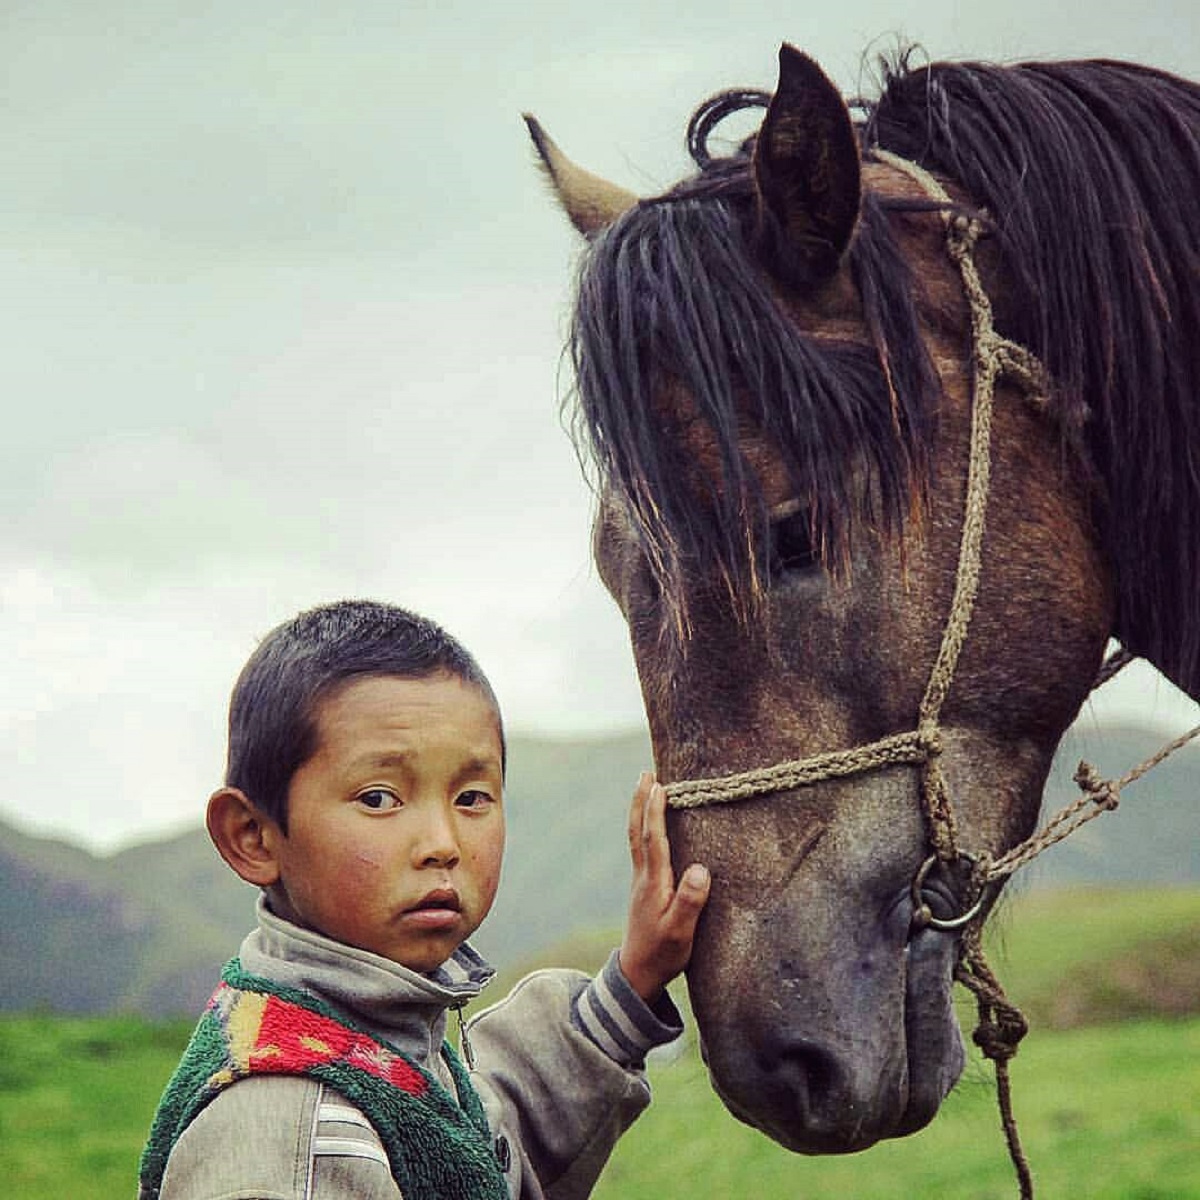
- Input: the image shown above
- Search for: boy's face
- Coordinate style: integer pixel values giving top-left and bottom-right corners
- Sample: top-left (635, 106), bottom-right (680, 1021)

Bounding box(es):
top-left (266, 671), bottom-right (506, 973)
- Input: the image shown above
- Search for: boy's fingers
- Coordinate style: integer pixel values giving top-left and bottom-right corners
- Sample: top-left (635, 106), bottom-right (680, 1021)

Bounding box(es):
top-left (678, 863), bottom-right (711, 907)
top-left (640, 780), bottom-right (670, 873)
top-left (647, 864), bottom-right (710, 977)
top-left (627, 771), bottom-right (654, 869)
top-left (664, 863), bottom-right (710, 930)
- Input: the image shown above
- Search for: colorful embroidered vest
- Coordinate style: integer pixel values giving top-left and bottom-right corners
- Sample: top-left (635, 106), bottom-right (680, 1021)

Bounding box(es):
top-left (138, 959), bottom-right (508, 1199)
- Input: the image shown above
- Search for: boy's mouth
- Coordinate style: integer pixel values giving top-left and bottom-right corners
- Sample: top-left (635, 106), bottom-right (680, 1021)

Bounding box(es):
top-left (406, 888), bottom-right (462, 915)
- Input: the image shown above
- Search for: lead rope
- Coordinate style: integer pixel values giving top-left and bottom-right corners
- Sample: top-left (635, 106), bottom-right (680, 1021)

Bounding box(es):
top-left (662, 147), bottom-right (1200, 1198)
top-left (960, 693), bottom-right (1199, 1200)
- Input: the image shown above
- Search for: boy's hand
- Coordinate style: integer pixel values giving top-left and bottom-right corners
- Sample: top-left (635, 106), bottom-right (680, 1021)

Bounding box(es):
top-left (619, 772), bottom-right (711, 1004)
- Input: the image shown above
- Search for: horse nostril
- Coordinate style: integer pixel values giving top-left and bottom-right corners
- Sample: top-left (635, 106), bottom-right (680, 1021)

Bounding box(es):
top-left (751, 1037), bottom-right (885, 1153)
top-left (713, 1023), bottom-right (912, 1153)
top-left (759, 1037), bottom-right (842, 1106)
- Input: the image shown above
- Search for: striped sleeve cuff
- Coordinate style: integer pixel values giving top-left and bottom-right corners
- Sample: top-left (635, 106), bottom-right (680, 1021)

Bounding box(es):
top-left (571, 950), bottom-right (684, 1068)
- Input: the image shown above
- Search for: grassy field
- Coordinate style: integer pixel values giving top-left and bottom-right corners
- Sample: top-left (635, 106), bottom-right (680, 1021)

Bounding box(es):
top-left (0, 886), bottom-right (1196, 1199)
top-left (0, 1013), bottom-right (193, 1198)
top-left (597, 1017), bottom-right (1200, 1199)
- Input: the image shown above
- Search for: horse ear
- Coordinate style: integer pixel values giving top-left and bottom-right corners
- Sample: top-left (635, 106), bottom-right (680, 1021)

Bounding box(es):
top-left (752, 45), bottom-right (861, 286)
top-left (523, 114), bottom-right (640, 238)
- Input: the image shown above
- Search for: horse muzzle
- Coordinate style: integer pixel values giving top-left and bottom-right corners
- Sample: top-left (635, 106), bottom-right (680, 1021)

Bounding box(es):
top-left (687, 882), bottom-right (967, 1154)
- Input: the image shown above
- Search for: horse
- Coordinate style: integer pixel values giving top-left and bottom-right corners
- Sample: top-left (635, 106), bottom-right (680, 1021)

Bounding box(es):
top-left (525, 45), bottom-right (1200, 1159)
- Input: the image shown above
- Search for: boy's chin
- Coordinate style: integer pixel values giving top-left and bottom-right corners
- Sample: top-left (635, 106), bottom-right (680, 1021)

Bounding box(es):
top-left (386, 931), bottom-right (475, 975)
top-left (392, 947), bottom-right (459, 975)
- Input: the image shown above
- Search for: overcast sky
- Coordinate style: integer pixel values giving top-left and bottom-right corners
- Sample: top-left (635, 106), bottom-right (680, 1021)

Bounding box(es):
top-left (4, 0), bottom-right (1198, 852)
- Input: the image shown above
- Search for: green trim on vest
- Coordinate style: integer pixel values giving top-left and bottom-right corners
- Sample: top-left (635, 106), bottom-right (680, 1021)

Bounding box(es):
top-left (138, 959), bottom-right (508, 1199)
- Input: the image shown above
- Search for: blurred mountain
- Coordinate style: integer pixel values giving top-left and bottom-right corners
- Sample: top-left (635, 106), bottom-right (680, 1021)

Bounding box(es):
top-left (1, 723), bottom-right (1194, 1015)
top-left (1022, 721), bottom-right (1199, 889)
top-left (0, 730), bottom-right (651, 1015)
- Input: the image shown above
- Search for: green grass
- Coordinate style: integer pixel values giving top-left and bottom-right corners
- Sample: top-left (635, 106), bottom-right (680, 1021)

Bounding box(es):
top-left (596, 1018), bottom-right (1200, 1199)
top-left (0, 1013), bottom-right (193, 1198)
top-left (0, 886), bottom-right (1196, 1199)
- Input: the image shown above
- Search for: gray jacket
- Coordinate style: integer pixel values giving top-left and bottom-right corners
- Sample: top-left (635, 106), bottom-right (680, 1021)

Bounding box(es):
top-left (154, 899), bottom-right (682, 1199)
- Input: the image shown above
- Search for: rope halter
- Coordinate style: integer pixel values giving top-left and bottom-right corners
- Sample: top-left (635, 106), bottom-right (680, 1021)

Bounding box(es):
top-left (665, 146), bottom-right (1042, 878)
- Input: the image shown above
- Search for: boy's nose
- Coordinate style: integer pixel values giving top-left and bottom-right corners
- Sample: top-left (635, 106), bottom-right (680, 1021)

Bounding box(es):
top-left (414, 809), bottom-right (460, 868)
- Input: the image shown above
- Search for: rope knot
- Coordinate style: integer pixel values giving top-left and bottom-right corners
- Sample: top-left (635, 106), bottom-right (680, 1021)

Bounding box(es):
top-left (947, 212), bottom-right (982, 260)
top-left (972, 1006), bottom-right (1029, 1063)
top-left (1073, 760), bottom-right (1121, 812)
top-left (917, 726), bottom-right (943, 758)
top-left (969, 850), bottom-right (994, 890)
top-left (994, 341), bottom-right (1050, 396)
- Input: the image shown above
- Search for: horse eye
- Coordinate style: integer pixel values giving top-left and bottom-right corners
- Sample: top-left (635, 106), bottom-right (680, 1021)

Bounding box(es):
top-left (768, 509), bottom-right (818, 577)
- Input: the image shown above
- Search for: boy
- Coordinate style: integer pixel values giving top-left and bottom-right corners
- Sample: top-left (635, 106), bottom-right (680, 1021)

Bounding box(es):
top-left (139, 599), bottom-right (710, 1200)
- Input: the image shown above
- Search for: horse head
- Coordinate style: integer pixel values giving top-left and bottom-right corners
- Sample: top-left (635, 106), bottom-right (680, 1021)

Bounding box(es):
top-left (528, 43), bottom-right (1199, 1152)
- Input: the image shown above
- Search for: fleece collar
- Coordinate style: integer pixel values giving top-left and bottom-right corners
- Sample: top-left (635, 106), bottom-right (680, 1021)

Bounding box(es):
top-left (239, 896), bottom-right (495, 1067)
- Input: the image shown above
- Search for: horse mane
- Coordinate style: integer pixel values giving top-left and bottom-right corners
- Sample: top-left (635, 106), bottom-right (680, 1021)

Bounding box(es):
top-left (570, 54), bottom-right (1200, 694)
top-left (864, 56), bottom-right (1200, 697)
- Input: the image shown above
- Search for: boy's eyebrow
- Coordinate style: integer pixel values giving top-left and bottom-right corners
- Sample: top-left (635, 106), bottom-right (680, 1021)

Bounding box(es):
top-left (366, 752), bottom-right (414, 769)
top-left (354, 751), bottom-right (502, 777)
top-left (452, 755), bottom-right (504, 782)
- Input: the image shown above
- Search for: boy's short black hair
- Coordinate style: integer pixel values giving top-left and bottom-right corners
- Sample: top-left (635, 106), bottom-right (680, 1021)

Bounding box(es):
top-left (225, 599), bottom-right (504, 830)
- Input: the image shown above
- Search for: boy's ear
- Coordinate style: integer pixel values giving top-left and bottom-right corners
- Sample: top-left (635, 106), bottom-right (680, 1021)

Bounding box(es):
top-left (206, 787), bottom-right (283, 887)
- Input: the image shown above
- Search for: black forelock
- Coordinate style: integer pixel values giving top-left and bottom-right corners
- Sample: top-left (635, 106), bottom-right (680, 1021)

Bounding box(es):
top-left (568, 100), bottom-right (937, 641)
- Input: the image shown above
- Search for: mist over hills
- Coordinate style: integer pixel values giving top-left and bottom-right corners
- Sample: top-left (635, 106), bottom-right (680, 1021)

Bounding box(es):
top-left (1, 723), bottom-right (1195, 1016)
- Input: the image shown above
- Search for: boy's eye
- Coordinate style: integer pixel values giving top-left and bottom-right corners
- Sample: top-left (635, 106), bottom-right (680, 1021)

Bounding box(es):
top-left (455, 789), bottom-right (495, 810)
top-left (356, 788), bottom-right (401, 812)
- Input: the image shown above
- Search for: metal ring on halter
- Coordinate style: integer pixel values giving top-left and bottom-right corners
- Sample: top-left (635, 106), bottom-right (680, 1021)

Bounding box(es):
top-left (909, 853), bottom-right (987, 933)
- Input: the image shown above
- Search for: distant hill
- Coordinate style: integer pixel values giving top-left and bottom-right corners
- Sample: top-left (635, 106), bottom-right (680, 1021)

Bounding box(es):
top-left (1022, 721), bottom-right (1199, 889)
top-left (0, 722), bottom-right (1194, 1016)
top-left (0, 730), bottom-right (652, 1016)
